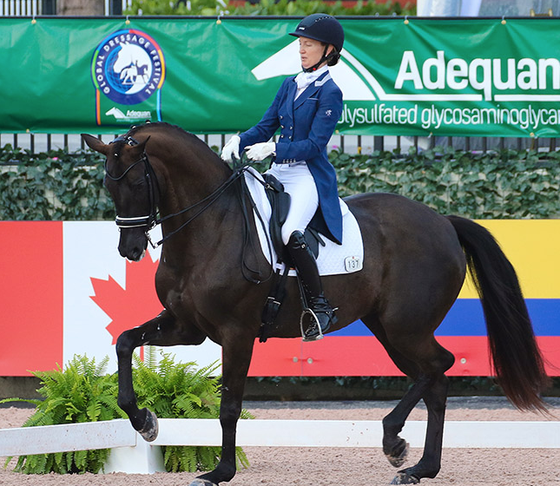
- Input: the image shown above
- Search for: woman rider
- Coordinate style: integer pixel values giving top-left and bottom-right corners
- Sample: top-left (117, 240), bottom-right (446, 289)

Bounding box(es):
top-left (221, 14), bottom-right (344, 341)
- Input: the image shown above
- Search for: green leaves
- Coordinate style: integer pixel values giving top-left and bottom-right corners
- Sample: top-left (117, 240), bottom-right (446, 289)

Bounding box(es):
top-left (1, 351), bottom-right (251, 474)
top-left (0, 147), bottom-right (114, 221)
top-left (129, 349), bottom-right (251, 473)
top-left (0, 355), bottom-right (119, 474)
top-left (331, 147), bottom-right (560, 219)
top-left (124, 0), bottom-right (416, 17)
top-left (2, 143), bottom-right (559, 221)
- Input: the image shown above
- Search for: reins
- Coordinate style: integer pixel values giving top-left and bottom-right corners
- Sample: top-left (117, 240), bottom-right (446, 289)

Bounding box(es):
top-left (106, 131), bottom-right (275, 284)
top-left (152, 166), bottom-right (247, 248)
top-left (106, 135), bottom-right (263, 250)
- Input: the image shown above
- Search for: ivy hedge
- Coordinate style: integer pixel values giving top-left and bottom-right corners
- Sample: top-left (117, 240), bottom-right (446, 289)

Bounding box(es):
top-left (1, 144), bottom-right (559, 221)
top-left (331, 146), bottom-right (560, 219)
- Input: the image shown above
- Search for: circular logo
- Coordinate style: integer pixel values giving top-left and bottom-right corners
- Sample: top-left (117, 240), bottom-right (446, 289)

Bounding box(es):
top-left (91, 29), bottom-right (166, 105)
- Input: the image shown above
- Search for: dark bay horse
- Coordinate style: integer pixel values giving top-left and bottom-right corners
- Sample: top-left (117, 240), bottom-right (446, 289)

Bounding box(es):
top-left (82, 122), bottom-right (548, 486)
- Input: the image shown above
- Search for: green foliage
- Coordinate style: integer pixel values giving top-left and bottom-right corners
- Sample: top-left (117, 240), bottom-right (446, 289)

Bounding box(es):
top-left (228, 0), bottom-right (415, 16)
top-left (0, 355), bottom-right (121, 474)
top-left (0, 146), bottom-right (113, 221)
top-left (124, 0), bottom-right (415, 17)
top-left (131, 351), bottom-right (251, 472)
top-left (2, 143), bottom-right (560, 220)
top-left (330, 146), bottom-right (560, 219)
top-left (1, 351), bottom-right (251, 474)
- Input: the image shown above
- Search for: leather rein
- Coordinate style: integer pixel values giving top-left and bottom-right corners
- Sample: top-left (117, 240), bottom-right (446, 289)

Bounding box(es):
top-left (106, 134), bottom-right (247, 249)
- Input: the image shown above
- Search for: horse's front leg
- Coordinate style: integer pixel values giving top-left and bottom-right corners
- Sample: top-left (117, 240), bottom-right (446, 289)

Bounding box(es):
top-left (116, 309), bottom-right (206, 441)
top-left (193, 335), bottom-right (255, 486)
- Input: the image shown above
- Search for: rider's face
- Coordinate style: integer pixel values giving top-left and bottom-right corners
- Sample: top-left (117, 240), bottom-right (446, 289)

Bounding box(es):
top-left (299, 37), bottom-right (332, 70)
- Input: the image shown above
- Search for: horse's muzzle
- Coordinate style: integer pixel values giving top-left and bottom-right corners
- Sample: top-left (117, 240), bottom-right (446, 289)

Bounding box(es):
top-left (118, 228), bottom-right (148, 261)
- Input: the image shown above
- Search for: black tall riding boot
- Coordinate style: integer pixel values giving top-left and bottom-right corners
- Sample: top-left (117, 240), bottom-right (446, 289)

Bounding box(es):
top-left (287, 230), bottom-right (338, 341)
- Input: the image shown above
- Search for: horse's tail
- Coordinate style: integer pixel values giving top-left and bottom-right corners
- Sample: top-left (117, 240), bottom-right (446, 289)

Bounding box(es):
top-left (447, 215), bottom-right (549, 412)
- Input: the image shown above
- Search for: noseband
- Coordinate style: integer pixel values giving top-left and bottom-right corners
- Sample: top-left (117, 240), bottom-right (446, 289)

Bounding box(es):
top-left (106, 135), bottom-right (159, 232)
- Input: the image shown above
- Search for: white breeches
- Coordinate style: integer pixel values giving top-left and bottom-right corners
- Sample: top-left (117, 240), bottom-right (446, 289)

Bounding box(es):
top-left (266, 162), bottom-right (319, 245)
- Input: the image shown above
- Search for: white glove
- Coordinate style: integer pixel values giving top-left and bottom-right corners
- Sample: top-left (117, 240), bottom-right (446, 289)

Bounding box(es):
top-left (221, 135), bottom-right (240, 162)
top-left (245, 142), bottom-right (276, 161)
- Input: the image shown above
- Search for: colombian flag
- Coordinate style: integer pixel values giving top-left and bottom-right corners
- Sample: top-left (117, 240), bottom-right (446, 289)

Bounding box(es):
top-left (249, 220), bottom-right (560, 377)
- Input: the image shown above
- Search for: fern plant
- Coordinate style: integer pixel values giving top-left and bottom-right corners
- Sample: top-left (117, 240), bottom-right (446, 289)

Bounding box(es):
top-left (0, 355), bottom-right (122, 473)
top-left (1, 351), bottom-right (250, 474)
top-left (131, 349), bottom-right (251, 472)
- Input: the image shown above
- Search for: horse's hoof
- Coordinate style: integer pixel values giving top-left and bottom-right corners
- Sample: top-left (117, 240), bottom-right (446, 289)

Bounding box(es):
top-left (138, 409), bottom-right (159, 442)
top-left (189, 480), bottom-right (218, 486)
top-left (390, 471), bottom-right (420, 485)
top-left (385, 439), bottom-right (409, 467)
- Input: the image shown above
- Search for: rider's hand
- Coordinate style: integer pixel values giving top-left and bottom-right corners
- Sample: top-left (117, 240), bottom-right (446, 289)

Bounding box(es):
top-left (245, 142), bottom-right (276, 161)
top-left (221, 135), bottom-right (241, 162)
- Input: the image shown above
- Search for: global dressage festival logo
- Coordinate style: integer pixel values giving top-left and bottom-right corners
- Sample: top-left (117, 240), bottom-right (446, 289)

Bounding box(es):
top-left (91, 29), bottom-right (166, 124)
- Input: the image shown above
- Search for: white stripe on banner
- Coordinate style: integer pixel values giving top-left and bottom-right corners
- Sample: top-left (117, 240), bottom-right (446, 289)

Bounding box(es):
top-left (63, 222), bottom-right (221, 373)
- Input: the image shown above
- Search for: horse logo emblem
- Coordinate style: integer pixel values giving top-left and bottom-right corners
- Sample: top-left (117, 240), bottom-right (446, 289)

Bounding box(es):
top-left (91, 29), bottom-right (166, 106)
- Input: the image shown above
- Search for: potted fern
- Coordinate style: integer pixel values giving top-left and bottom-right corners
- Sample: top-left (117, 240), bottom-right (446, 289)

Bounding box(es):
top-left (1, 351), bottom-right (250, 474)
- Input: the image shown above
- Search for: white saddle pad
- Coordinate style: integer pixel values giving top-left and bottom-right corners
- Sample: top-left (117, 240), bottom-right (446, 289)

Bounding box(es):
top-left (243, 167), bottom-right (364, 276)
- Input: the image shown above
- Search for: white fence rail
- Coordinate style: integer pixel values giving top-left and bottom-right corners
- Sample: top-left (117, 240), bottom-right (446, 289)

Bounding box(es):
top-left (0, 0), bottom-right (39, 15)
top-left (1, 419), bottom-right (559, 474)
top-left (0, 0), bottom-right (132, 16)
top-left (2, 132), bottom-right (552, 157)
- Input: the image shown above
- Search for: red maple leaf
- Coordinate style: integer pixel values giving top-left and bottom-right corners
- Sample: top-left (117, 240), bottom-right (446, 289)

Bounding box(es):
top-left (90, 252), bottom-right (163, 344)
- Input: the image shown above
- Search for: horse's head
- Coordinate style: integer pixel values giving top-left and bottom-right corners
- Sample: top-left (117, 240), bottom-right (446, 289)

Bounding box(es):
top-left (82, 132), bottom-right (158, 262)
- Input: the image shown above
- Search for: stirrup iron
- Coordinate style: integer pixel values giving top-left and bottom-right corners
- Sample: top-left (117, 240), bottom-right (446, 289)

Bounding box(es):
top-left (299, 306), bottom-right (338, 342)
top-left (300, 308), bottom-right (324, 342)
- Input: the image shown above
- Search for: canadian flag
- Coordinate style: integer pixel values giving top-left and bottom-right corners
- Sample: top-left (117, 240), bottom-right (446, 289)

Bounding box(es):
top-left (0, 221), bottom-right (221, 376)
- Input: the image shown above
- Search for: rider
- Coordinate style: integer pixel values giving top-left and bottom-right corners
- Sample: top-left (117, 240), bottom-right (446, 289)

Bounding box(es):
top-left (221, 14), bottom-right (344, 341)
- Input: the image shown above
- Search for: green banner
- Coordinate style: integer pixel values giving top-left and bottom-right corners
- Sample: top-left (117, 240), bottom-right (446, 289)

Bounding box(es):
top-left (2, 17), bottom-right (560, 137)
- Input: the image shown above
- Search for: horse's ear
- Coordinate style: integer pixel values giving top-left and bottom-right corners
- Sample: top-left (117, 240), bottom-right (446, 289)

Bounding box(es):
top-left (81, 134), bottom-right (110, 156)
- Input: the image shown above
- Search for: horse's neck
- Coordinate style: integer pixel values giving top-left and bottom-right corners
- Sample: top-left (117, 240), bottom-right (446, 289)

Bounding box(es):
top-left (157, 141), bottom-right (237, 248)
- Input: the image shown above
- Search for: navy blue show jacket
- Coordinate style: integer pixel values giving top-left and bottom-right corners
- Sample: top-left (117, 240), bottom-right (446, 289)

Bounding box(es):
top-left (239, 71), bottom-right (344, 244)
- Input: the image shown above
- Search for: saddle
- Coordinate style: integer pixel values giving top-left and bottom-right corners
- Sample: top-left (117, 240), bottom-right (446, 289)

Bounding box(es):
top-left (262, 173), bottom-right (323, 263)
top-left (258, 173), bottom-right (325, 343)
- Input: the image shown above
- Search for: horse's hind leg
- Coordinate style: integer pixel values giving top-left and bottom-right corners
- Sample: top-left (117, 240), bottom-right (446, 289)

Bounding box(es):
top-left (362, 318), bottom-right (425, 468)
top-left (116, 310), bottom-right (206, 441)
top-left (388, 343), bottom-right (454, 485)
top-left (382, 374), bottom-right (430, 469)
top-left (364, 318), bottom-right (454, 484)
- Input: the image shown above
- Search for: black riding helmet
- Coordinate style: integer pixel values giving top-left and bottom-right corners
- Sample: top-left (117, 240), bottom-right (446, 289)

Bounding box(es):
top-left (289, 14), bottom-right (344, 72)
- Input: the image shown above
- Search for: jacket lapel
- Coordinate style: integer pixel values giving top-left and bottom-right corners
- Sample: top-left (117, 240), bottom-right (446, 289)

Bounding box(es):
top-left (286, 77), bottom-right (298, 120)
top-left (294, 71), bottom-right (331, 110)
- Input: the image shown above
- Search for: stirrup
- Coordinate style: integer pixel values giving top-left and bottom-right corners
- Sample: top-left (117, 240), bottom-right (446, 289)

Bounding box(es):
top-left (300, 308), bottom-right (324, 342)
top-left (299, 307), bottom-right (338, 342)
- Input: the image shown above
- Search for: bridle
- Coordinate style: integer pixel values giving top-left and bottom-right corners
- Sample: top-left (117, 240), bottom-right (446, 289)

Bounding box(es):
top-left (105, 134), bottom-right (248, 249)
top-left (106, 135), bottom-right (159, 233)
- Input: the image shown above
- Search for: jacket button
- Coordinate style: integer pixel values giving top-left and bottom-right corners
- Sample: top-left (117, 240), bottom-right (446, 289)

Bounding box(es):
top-left (280, 135), bottom-right (284, 138)
top-left (281, 125), bottom-right (284, 128)
top-left (290, 126), bottom-right (293, 129)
